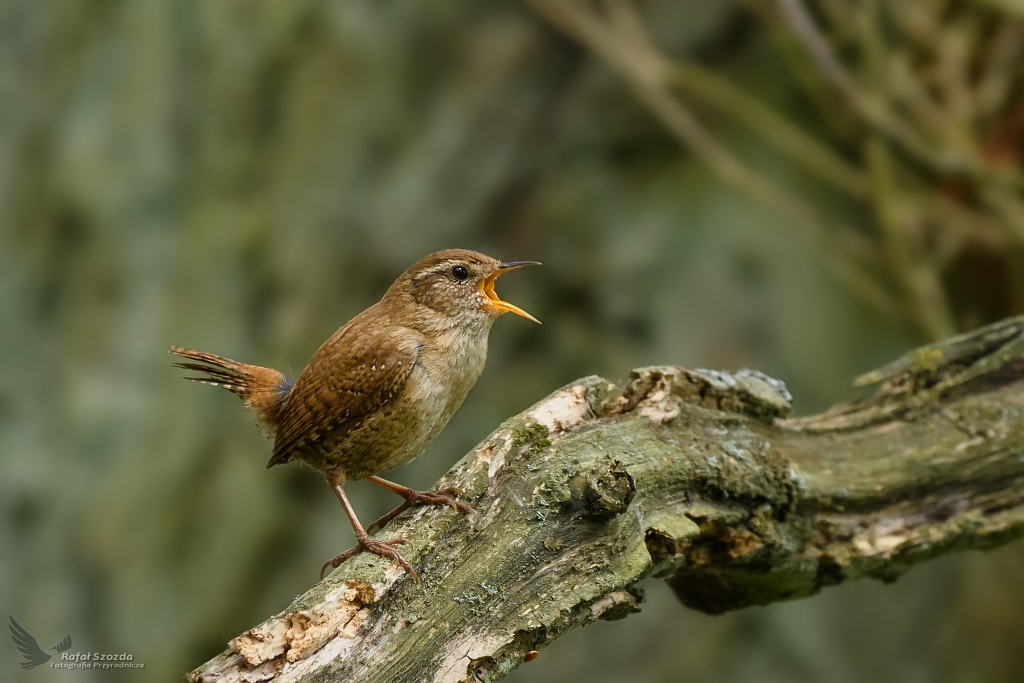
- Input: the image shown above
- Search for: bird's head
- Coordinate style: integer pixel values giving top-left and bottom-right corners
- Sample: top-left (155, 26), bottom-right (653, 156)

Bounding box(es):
top-left (388, 249), bottom-right (540, 332)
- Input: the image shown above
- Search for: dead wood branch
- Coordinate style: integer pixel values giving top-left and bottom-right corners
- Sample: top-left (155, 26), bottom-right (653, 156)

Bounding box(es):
top-left (192, 315), bottom-right (1024, 683)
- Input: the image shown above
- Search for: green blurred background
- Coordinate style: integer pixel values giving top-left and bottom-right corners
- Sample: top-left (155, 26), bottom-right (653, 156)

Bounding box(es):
top-left (4, 0), bottom-right (1024, 680)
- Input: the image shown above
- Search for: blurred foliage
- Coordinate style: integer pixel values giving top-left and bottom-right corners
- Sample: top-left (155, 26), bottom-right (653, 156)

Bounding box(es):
top-left (531, 0), bottom-right (1024, 340)
top-left (0, 0), bottom-right (1022, 681)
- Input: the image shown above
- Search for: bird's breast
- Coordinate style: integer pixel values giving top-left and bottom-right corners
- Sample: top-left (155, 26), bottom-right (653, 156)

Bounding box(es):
top-left (345, 328), bottom-right (489, 477)
top-left (404, 329), bottom-right (488, 440)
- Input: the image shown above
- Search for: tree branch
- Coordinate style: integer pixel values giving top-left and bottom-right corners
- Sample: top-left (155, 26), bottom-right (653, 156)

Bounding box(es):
top-left (190, 316), bottom-right (1024, 683)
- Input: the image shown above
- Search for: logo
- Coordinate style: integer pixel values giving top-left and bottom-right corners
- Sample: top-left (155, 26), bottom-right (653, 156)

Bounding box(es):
top-left (9, 617), bottom-right (71, 670)
top-left (8, 615), bottom-right (145, 672)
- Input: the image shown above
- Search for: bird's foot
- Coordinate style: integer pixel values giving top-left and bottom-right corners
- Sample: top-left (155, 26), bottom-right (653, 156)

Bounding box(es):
top-left (320, 534), bottom-right (415, 580)
top-left (367, 487), bottom-right (475, 532)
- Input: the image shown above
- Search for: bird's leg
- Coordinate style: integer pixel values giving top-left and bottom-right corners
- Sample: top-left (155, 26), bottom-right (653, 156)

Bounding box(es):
top-left (321, 471), bottom-right (416, 581)
top-left (365, 475), bottom-right (475, 532)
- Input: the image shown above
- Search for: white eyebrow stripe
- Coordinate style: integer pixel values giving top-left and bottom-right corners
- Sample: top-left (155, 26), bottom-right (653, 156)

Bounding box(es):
top-left (426, 260), bottom-right (481, 277)
top-left (411, 259), bottom-right (483, 285)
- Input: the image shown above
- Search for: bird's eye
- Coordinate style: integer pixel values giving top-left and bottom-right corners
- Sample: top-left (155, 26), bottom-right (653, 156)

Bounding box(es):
top-left (451, 265), bottom-right (468, 281)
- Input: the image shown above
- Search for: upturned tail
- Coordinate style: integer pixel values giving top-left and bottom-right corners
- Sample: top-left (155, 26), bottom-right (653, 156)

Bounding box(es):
top-left (170, 346), bottom-right (293, 435)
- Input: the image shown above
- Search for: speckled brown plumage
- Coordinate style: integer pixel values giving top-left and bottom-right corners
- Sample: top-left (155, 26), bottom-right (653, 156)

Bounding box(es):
top-left (267, 322), bottom-right (422, 473)
top-left (172, 248), bottom-right (539, 579)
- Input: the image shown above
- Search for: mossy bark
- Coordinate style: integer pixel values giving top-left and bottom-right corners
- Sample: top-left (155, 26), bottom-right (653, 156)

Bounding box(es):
top-left (191, 316), bottom-right (1024, 683)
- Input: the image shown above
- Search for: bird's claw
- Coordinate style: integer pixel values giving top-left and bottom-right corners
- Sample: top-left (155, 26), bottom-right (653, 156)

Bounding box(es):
top-left (367, 488), bottom-right (475, 532)
top-left (320, 536), bottom-right (416, 581)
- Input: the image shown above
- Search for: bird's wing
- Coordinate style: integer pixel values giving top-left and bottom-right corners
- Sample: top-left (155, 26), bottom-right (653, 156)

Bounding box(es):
top-left (9, 617), bottom-right (51, 667)
top-left (54, 634), bottom-right (72, 652)
top-left (268, 323), bottom-right (422, 468)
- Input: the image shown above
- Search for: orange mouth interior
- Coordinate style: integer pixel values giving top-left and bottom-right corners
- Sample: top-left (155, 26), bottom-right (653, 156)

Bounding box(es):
top-left (481, 263), bottom-right (541, 324)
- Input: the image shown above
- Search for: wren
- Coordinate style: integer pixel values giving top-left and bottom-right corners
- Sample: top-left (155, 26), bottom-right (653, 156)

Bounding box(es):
top-left (172, 249), bottom-right (539, 580)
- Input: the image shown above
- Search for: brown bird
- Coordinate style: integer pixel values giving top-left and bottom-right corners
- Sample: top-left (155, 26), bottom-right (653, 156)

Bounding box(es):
top-left (171, 249), bottom-right (539, 580)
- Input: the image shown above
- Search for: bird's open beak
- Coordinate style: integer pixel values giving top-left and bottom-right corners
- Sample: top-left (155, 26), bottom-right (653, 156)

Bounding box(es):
top-left (481, 261), bottom-right (541, 324)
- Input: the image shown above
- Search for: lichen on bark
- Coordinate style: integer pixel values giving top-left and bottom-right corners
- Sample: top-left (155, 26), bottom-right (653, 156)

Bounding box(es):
top-left (191, 315), bottom-right (1024, 683)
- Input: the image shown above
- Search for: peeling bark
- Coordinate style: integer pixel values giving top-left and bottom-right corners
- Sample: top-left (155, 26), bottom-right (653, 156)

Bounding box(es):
top-left (190, 316), bottom-right (1024, 683)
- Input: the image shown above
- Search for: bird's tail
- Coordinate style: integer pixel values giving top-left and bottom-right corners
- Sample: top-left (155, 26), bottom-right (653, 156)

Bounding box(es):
top-left (170, 346), bottom-right (292, 435)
